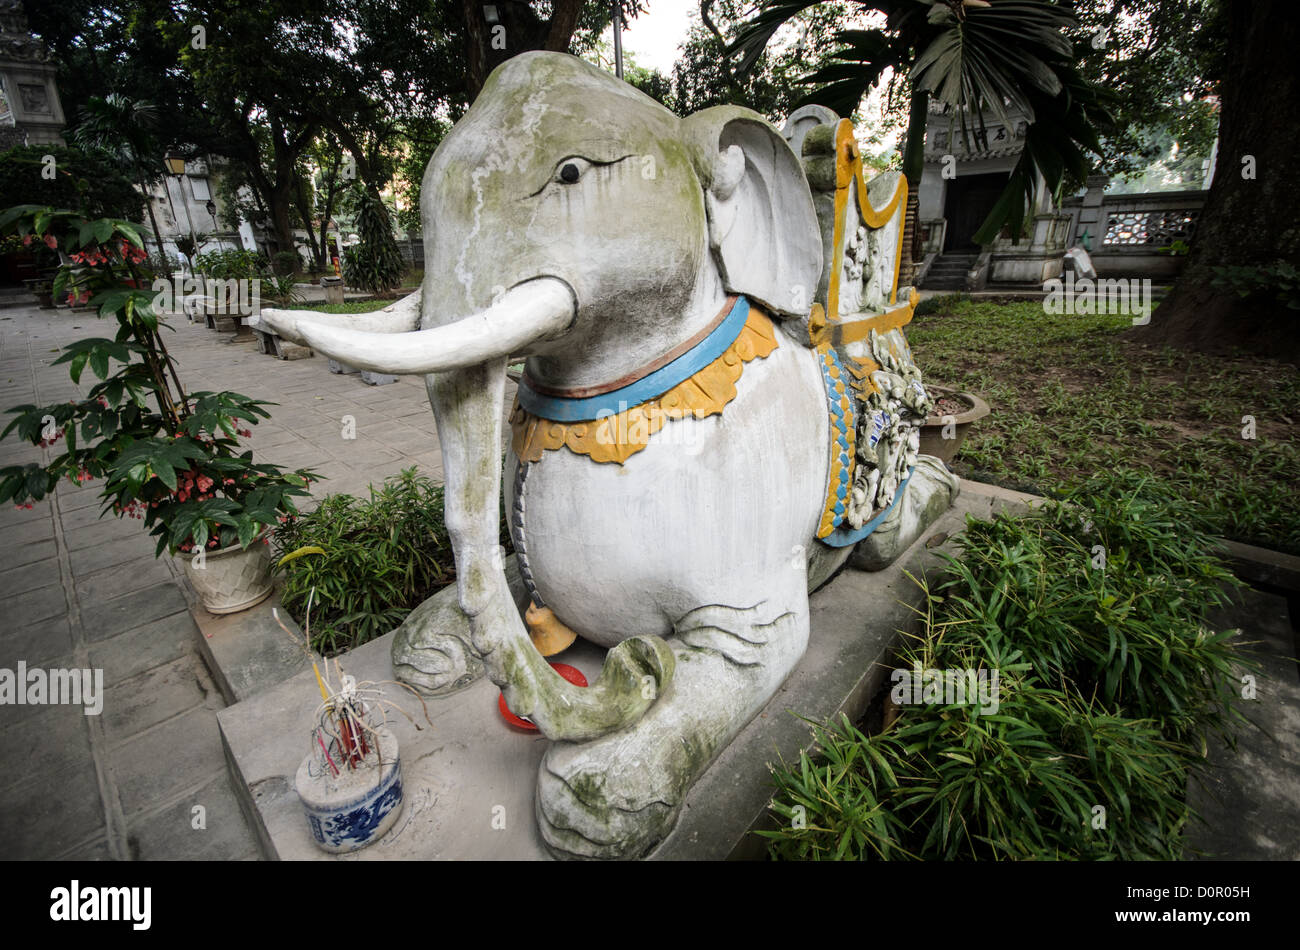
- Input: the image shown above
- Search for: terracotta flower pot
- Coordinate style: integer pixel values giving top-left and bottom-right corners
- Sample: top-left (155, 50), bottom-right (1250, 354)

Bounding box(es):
top-left (177, 532), bottom-right (274, 614)
top-left (917, 385), bottom-right (990, 464)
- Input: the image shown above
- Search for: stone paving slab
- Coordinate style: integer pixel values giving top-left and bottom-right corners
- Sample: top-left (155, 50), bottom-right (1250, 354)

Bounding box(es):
top-left (1, 761), bottom-right (106, 858)
top-left (126, 772), bottom-right (260, 861)
top-left (1186, 588), bottom-right (1300, 860)
top-left (0, 302), bottom-right (464, 859)
top-left (110, 706), bottom-right (230, 817)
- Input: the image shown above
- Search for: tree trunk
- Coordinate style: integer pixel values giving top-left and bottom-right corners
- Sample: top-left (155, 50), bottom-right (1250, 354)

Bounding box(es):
top-left (462, 0), bottom-right (588, 101)
top-left (294, 178), bottom-right (319, 266)
top-left (140, 178), bottom-right (168, 263)
top-left (318, 173), bottom-right (340, 271)
top-left (898, 89), bottom-right (929, 289)
top-left (1131, 0), bottom-right (1300, 364)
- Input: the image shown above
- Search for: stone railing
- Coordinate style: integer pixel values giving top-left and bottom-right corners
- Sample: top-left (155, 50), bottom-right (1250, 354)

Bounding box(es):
top-left (396, 237), bottom-right (424, 267)
top-left (1062, 186), bottom-right (1206, 279)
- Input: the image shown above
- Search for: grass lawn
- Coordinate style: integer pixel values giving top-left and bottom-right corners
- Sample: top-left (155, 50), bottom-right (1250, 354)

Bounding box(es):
top-left (908, 296), bottom-right (1300, 555)
top-left (285, 298), bottom-right (396, 314)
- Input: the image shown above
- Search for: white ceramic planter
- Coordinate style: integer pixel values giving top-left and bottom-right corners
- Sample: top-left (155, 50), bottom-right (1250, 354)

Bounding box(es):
top-left (296, 727), bottom-right (404, 853)
top-left (177, 533), bottom-right (274, 614)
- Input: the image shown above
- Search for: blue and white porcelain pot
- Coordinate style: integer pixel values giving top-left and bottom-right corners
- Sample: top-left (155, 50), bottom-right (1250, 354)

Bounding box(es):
top-left (295, 726), bottom-right (404, 853)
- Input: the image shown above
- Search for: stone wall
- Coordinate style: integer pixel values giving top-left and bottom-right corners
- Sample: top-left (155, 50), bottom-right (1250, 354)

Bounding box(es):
top-left (1061, 180), bottom-right (1205, 281)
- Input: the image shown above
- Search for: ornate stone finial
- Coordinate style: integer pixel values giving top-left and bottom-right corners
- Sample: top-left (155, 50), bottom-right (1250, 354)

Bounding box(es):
top-left (0, 0), bottom-right (48, 63)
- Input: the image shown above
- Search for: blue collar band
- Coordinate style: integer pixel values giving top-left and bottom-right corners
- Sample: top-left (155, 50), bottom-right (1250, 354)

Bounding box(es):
top-left (517, 296), bottom-right (752, 423)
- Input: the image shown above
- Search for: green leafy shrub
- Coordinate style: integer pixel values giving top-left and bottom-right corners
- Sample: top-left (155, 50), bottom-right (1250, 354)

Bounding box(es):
top-left (761, 474), bottom-right (1251, 860)
top-left (274, 468), bottom-right (513, 655)
top-left (194, 248), bottom-right (266, 281)
top-left (1210, 260), bottom-right (1300, 311)
top-left (260, 271), bottom-right (305, 307)
top-left (272, 250), bottom-right (300, 275)
top-left (342, 185), bottom-right (404, 295)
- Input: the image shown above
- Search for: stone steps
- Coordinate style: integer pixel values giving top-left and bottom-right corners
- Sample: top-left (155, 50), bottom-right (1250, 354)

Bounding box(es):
top-left (921, 253), bottom-right (979, 291)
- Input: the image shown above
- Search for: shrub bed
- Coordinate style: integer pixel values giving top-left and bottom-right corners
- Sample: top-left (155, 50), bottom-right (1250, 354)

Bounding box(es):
top-left (761, 474), bottom-right (1252, 860)
top-left (273, 467), bottom-right (512, 655)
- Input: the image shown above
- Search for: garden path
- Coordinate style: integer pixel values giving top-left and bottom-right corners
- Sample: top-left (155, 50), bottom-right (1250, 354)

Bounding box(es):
top-left (0, 302), bottom-right (508, 859)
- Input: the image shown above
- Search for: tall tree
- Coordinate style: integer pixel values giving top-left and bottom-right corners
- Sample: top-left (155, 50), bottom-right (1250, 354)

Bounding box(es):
top-left (1131, 0), bottom-right (1299, 362)
top-left (1066, 0), bottom-right (1220, 182)
top-left (294, 137), bottom-right (349, 272)
top-left (733, 0), bottom-right (1110, 282)
top-left (342, 184), bottom-right (404, 295)
top-left (670, 0), bottom-right (853, 121)
top-left (461, 1), bottom-right (644, 101)
top-left (70, 94), bottom-right (169, 260)
top-left (167, 0), bottom-right (372, 257)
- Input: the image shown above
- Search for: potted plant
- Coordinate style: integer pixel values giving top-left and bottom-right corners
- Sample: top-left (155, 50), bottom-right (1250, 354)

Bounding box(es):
top-left (0, 203), bottom-right (321, 614)
top-left (917, 385), bottom-right (991, 465)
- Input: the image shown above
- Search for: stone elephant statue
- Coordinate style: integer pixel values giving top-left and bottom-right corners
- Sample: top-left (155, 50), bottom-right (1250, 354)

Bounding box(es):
top-left (261, 51), bottom-right (957, 859)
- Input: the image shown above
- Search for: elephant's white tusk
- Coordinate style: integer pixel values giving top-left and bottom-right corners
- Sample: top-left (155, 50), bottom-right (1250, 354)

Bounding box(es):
top-left (294, 278), bottom-right (575, 375)
top-left (257, 287), bottom-right (424, 345)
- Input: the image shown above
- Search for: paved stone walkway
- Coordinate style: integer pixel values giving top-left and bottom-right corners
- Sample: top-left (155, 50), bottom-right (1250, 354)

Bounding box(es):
top-left (0, 302), bottom-right (472, 859)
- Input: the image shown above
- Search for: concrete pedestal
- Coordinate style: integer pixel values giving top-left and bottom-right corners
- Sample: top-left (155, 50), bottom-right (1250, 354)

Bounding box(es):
top-left (216, 481), bottom-right (1035, 860)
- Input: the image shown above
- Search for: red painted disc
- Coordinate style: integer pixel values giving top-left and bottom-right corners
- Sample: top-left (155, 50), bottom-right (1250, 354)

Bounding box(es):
top-left (498, 662), bottom-right (588, 731)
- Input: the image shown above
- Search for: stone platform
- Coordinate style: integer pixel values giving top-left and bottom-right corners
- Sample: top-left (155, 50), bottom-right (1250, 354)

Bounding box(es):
top-left (217, 482), bottom-right (1036, 860)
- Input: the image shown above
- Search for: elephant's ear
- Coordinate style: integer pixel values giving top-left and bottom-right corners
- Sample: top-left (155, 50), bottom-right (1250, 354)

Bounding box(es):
top-left (683, 105), bottom-right (823, 321)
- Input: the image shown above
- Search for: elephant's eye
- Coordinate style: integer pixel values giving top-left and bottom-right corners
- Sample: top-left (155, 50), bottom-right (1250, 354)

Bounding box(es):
top-left (553, 156), bottom-right (593, 185)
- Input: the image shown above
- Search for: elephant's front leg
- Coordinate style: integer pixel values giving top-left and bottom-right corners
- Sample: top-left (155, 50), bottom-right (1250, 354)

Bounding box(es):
top-left (425, 362), bottom-right (674, 741)
top-left (536, 588), bottom-right (811, 859)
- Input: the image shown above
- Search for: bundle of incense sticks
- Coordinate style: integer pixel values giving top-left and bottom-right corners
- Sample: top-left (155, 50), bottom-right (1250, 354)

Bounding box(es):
top-left (273, 584), bottom-right (433, 779)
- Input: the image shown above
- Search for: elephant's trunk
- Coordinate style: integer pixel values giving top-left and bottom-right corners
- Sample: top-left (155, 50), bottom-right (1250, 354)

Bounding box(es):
top-left (277, 272), bottom-right (674, 739)
top-left (428, 358), bottom-right (674, 743)
top-left (287, 278), bottom-right (575, 375)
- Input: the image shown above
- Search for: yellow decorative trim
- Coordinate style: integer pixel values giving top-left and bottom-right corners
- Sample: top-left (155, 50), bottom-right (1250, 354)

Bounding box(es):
top-left (831, 288), bottom-right (920, 346)
top-left (510, 306), bottom-right (780, 465)
top-left (826, 119), bottom-right (909, 318)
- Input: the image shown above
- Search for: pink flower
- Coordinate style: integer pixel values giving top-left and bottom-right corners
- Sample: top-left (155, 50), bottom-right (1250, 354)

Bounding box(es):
top-left (43, 234), bottom-right (57, 250)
